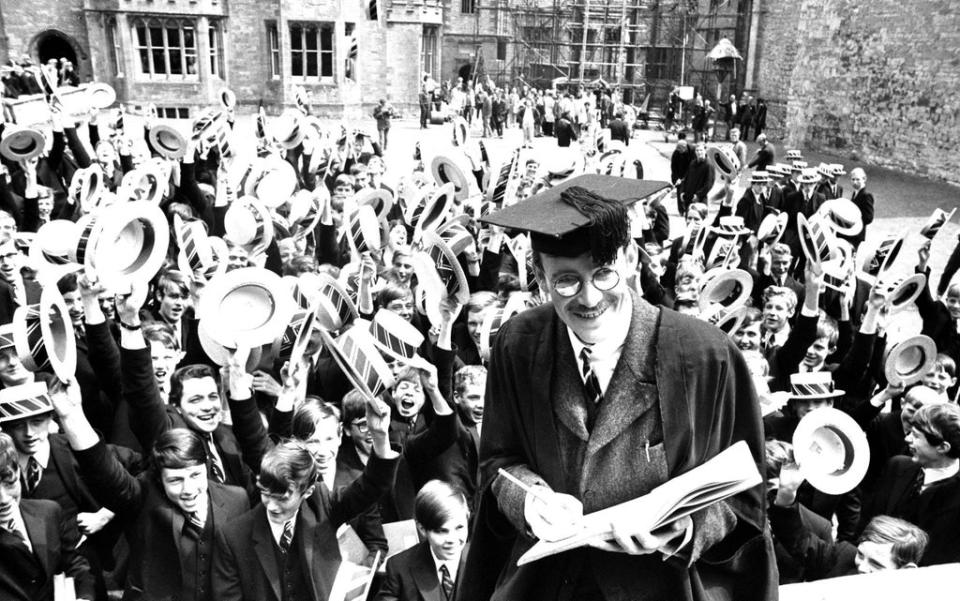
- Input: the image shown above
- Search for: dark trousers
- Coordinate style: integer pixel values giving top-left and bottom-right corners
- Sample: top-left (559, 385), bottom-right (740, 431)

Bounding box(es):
top-left (420, 105), bottom-right (430, 128)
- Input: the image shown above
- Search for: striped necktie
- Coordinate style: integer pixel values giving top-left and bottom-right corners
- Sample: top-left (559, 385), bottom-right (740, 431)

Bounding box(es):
top-left (579, 347), bottom-right (603, 406)
top-left (206, 435), bottom-right (226, 484)
top-left (25, 456), bottom-right (41, 494)
top-left (184, 511), bottom-right (205, 539)
top-left (278, 520), bottom-right (294, 554)
top-left (439, 564), bottom-right (454, 600)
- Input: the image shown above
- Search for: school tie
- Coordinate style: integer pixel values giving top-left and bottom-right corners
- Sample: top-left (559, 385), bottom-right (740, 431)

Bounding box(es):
top-left (183, 511), bottom-right (205, 539)
top-left (278, 520), bottom-right (294, 555)
top-left (439, 564), bottom-right (454, 600)
top-left (579, 347), bottom-right (603, 406)
top-left (205, 435), bottom-right (226, 484)
top-left (25, 456), bottom-right (41, 494)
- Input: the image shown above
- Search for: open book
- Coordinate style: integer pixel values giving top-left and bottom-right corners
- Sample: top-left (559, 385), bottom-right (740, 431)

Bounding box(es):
top-left (517, 440), bottom-right (762, 565)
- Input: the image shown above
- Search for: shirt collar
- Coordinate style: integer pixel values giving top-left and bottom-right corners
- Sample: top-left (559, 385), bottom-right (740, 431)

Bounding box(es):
top-left (922, 460), bottom-right (960, 488)
top-left (430, 546), bottom-right (461, 581)
top-left (19, 438), bottom-right (50, 471)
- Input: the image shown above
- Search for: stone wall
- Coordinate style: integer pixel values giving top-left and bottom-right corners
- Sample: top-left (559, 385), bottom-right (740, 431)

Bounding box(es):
top-left (753, 0), bottom-right (960, 185)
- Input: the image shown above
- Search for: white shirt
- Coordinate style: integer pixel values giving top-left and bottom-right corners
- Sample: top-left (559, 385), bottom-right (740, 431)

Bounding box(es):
top-left (269, 512), bottom-right (298, 547)
top-left (187, 494), bottom-right (210, 529)
top-left (18, 438), bottom-right (50, 474)
top-left (566, 298), bottom-right (632, 394)
top-left (430, 547), bottom-right (461, 583)
top-left (922, 461), bottom-right (960, 490)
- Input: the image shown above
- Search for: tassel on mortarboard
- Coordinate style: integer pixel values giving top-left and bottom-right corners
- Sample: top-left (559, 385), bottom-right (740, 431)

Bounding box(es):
top-left (559, 186), bottom-right (629, 266)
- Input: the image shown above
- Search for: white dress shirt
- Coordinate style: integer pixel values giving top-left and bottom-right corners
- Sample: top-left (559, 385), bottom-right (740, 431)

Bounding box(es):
top-left (566, 299), bottom-right (632, 394)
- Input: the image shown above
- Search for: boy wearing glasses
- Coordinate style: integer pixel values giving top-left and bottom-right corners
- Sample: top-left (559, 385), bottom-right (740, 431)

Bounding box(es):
top-left (463, 175), bottom-right (773, 601)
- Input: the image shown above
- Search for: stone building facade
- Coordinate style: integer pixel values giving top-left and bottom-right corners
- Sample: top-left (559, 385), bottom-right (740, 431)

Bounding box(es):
top-left (750, 0), bottom-right (960, 185)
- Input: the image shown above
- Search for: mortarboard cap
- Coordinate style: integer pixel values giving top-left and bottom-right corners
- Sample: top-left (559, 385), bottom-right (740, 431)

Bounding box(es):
top-left (481, 175), bottom-right (670, 263)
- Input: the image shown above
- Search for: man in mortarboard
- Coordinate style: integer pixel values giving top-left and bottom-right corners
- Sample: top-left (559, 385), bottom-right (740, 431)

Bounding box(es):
top-left (461, 175), bottom-right (776, 601)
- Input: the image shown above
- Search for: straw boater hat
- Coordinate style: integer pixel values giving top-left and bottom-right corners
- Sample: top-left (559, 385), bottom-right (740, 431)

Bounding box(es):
top-left (706, 145), bottom-right (741, 183)
top-left (345, 205), bottom-right (382, 256)
top-left (0, 126), bottom-right (45, 162)
top-left (698, 268), bottom-right (753, 313)
top-left (0, 382), bottom-right (54, 424)
top-left (757, 211), bottom-right (788, 246)
top-left (411, 231), bottom-right (471, 327)
top-left (430, 152), bottom-right (474, 202)
top-left (478, 293), bottom-right (527, 361)
top-left (816, 198), bottom-right (863, 237)
top-left (796, 168), bottom-right (819, 185)
top-left (318, 325), bottom-right (395, 401)
top-left (70, 166), bottom-right (105, 212)
top-left (86, 82), bottom-right (117, 109)
top-left (244, 156), bottom-right (298, 207)
top-left (797, 213), bottom-right (839, 269)
top-left (749, 171), bottom-right (770, 184)
top-left (368, 309), bottom-right (424, 364)
top-left (880, 273), bottom-right (927, 314)
top-left (884, 334), bottom-right (937, 387)
top-left (920, 208), bottom-right (956, 240)
top-left (792, 404), bottom-right (869, 495)
top-left (412, 183), bottom-right (455, 244)
top-left (270, 109), bottom-right (305, 149)
top-left (488, 148), bottom-right (520, 206)
top-left (316, 273), bottom-right (359, 331)
top-left (353, 188), bottom-right (394, 223)
top-left (860, 234), bottom-right (904, 279)
top-left (13, 287), bottom-right (77, 382)
top-left (149, 124), bottom-right (187, 160)
top-left (714, 216), bottom-right (752, 238)
top-left (198, 267), bottom-right (297, 348)
top-left (83, 201), bottom-right (171, 289)
top-left (117, 164), bottom-right (166, 204)
top-left (785, 150), bottom-right (803, 162)
top-left (224, 196), bottom-right (275, 255)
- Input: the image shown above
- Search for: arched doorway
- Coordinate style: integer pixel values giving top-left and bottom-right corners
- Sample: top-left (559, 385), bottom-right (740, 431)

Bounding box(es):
top-left (457, 63), bottom-right (472, 84)
top-left (36, 31), bottom-right (78, 69)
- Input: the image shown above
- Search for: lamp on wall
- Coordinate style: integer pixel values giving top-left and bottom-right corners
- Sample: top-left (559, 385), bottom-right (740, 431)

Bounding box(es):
top-left (708, 38), bottom-right (742, 100)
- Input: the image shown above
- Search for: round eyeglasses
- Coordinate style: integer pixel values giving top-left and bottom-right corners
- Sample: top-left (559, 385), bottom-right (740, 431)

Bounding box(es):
top-left (551, 268), bottom-right (620, 298)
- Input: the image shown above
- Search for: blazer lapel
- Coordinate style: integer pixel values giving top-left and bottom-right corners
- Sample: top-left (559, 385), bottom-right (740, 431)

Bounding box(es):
top-left (411, 543), bottom-right (443, 601)
top-left (587, 293), bottom-right (659, 455)
top-left (252, 508), bottom-right (283, 601)
top-left (20, 502), bottom-right (50, 575)
top-left (299, 504), bottom-right (323, 601)
top-left (552, 324), bottom-right (590, 443)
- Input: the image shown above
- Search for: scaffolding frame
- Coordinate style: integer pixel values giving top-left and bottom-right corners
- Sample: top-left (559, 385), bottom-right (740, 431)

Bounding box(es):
top-left (503, 0), bottom-right (750, 106)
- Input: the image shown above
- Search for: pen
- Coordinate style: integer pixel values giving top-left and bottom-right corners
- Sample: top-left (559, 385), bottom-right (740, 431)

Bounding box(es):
top-left (497, 468), bottom-right (551, 504)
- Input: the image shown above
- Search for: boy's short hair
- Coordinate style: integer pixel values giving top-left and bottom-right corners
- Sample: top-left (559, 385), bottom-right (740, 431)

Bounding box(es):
top-left (454, 365), bottom-right (487, 397)
top-left (258, 441), bottom-right (319, 495)
top-left (762, 286), bottom-right (798, 315)
top-left (770, 243), bottom-right (792, 259)
top-left (0, 432), bottom-right (19, 481)
top-left (741, 307), bottom-right (763, 329)
top-left (156, 270), bottom-right (191, 298)
top-left (152, 428), bottom-right (208, 471)
top-left (816, 313), bottom-right (839, 348)
top-left (291, 396), bottom-right (341, 441)
top-left (934, 353), bottom-right (957, 378)
top-left (57, 272), bottom-right (79, 294)
top-left (341, 390), bottom-right (367, 425)
top-left (910, 403), bottom-right (960, 459)
top-left (859, 516), bottom-right (929, 568)
top-left (377, 284), bottom-right (412, 308)
top-left (414, 479), bottom-right (469, 532)
top-left (686, 203), bottom-right (708, 221)
top-left (168, 364), bottom-right (220, 407)
top-left (144, 322), bottom-right (179, 351)
top-left (465, 291), bottom-right (498, 316)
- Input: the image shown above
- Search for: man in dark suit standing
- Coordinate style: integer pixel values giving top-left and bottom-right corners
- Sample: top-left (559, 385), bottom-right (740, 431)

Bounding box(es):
top-left (677, 142), bottom-right (714, 215)
top-left (0, 431), bottom-right (95, 601)
top-left (846, 167), bottom-right (875, 250)
top-left (213, 405), bottom-right (399, 601)
top-left (376, 480), bottom-right (470, 601)
top-left (461, 175), bottom-right (776, 601)
top-left (608, 111), bottom-right (630, 146)
top-left (781, 169), bottom-right (826, 275)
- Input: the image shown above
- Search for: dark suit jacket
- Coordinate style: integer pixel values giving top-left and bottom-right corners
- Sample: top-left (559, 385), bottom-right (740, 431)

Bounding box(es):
top-left (752, 273), bottom-right (804, 312)
top-left (414, 414), bottom-right (479, 509)
top-left (375, 541), bottom-right (470, 601)
top-left (121, 344), bottom-right (261, 495)
top-left (842, 188), bottom-right (874, 248)
top-left (781, 190), bottom-right (826, 251)
top-left (0, 498), bottom-right (95, 601)
top-left (213, 454), bottom-right (399, 601)
top-left (334, 448), bottom-right (389, 554)
top-left (608, 119), bottom-right (630, 145)
top-left (74, 439), bottom-right (249, 601)
top-left (461, 292), bottom-right (776, 601)
top-left (861, 455), bottom-right (960, 566)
